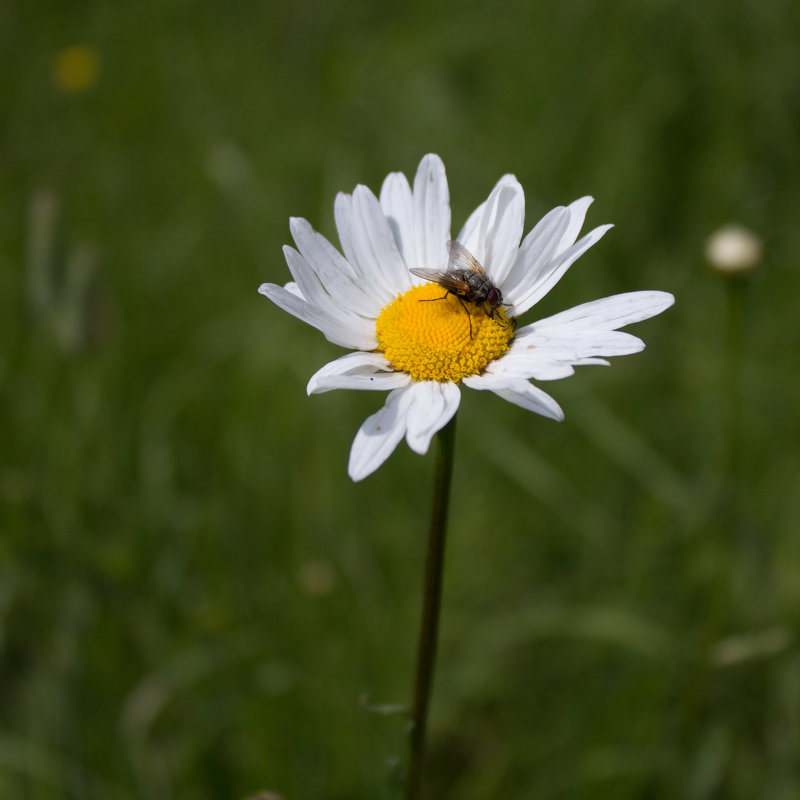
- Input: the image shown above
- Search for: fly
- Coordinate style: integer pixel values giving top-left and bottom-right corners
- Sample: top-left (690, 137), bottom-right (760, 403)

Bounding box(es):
top-left (410, 241), bottom-right (512, 339)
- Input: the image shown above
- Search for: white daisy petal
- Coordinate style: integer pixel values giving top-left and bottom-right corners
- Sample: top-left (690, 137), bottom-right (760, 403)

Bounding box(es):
top-left (558, 196), bottom-right (595, 253)
top-left (413, 154), bottom-right (451, 270)
top-left (334, 193), bottom-right (362, 265)
top-left (510, 223), bottom-right (615, 316)
top-left (513, 328), bottom-right (646, 358)
top-left (574, 357), bottom-right (611, 366)
top-left (310, 372), bottom-right (411, 394)
top-left (289, 218), bottom-right (385, 316)
top-left (307, 351), bottom-right (411, 395)
top-left (457, 175), bottom-right (524, 284)
top-left (348, 387), bottom-right (414, 481)
top-left (533, 290), bottom-right (675, 332)
top-left (380, 169), bottom-right (415, 266)
top-left (501, 204), bottom-right (571, 301)
top-left (353, 185), bottom-right (412, 293)
top-left (463, 373), bottom-right (564, 421)
top-left (502, 195), bottom-right (595, 304)
top-left (258, 283), bottom-right (378, 350)
top-left (485, 354), bottom-right (577, 381)
top-left (334, 192), bottom-right (396, 303)
top-left (283, 281), bottom-right (303, 298)
top-left (491, 325), bottom-right (646, 382)
top-left (484, 182), bottom-right (525, 285)
top-left (405, 381), bottom-right (461, 455)
top-left (484, 345), bottom-right (618, 381)
top-left (283, 245), bottom-right (375, 323)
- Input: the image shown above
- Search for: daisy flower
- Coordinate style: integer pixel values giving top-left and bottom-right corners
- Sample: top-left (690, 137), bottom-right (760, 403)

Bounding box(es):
top-left (260, 154), bottom-right (674, 481)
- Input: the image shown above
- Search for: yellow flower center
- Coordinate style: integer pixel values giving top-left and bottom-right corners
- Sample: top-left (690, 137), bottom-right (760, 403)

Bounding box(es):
top-left (376, 283), bottom-right (515, 383)
top-left (53, 46), bottom-right (101, 93)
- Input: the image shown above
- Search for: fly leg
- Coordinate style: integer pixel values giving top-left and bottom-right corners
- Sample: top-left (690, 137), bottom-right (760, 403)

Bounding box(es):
top-left (486, 304), bottom-right (516, 332)
top-left (455, 294), bottom-right (473, 339)
top-left (419, 293), bottom-right (450, 302)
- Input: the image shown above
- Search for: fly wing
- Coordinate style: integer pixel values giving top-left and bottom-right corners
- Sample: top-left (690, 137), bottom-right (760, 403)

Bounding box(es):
top-left (409, 267), bottom-right (470, 294)
top-left (447, 241), bottom-right (485, 274)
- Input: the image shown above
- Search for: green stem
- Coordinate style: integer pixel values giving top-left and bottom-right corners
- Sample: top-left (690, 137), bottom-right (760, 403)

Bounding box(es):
top-left (723, 278), bottom-right (746, 494)
top-left (405, 414), bottom-right (457, 800)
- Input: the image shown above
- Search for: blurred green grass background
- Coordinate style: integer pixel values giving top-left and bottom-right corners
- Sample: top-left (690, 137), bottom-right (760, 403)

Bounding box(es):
top-left (2, 0), bottom-right (800, 798)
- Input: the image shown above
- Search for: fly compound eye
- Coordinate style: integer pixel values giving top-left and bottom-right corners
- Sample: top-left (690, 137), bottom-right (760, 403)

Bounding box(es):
top-left (487, 287), bottom-right (502, 308)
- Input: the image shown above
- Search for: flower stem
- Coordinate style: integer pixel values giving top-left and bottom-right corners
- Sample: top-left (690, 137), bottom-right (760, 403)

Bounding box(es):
top-left (405, 414), bottom-right (457, 800)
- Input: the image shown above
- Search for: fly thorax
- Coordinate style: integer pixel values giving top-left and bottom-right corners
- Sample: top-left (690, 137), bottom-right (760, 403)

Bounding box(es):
top-left (466, 273), bottom-right (490, 303)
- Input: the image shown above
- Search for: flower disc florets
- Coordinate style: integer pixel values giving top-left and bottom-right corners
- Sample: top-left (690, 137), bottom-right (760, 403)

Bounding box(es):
top-left (376, 283), bottom-right (515, 383)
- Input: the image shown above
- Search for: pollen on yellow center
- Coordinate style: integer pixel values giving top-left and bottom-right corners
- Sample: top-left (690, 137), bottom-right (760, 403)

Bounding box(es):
top-left (376, 282), bottom-right (515, 383)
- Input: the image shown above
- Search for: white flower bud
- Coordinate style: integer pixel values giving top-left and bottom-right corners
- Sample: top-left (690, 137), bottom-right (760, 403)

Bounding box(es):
top-left (705, 224), bottom-right (763, 275)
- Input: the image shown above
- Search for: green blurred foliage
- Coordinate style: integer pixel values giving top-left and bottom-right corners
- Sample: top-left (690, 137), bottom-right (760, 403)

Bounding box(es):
top-left (2, 0), bottom-right (800, 798)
